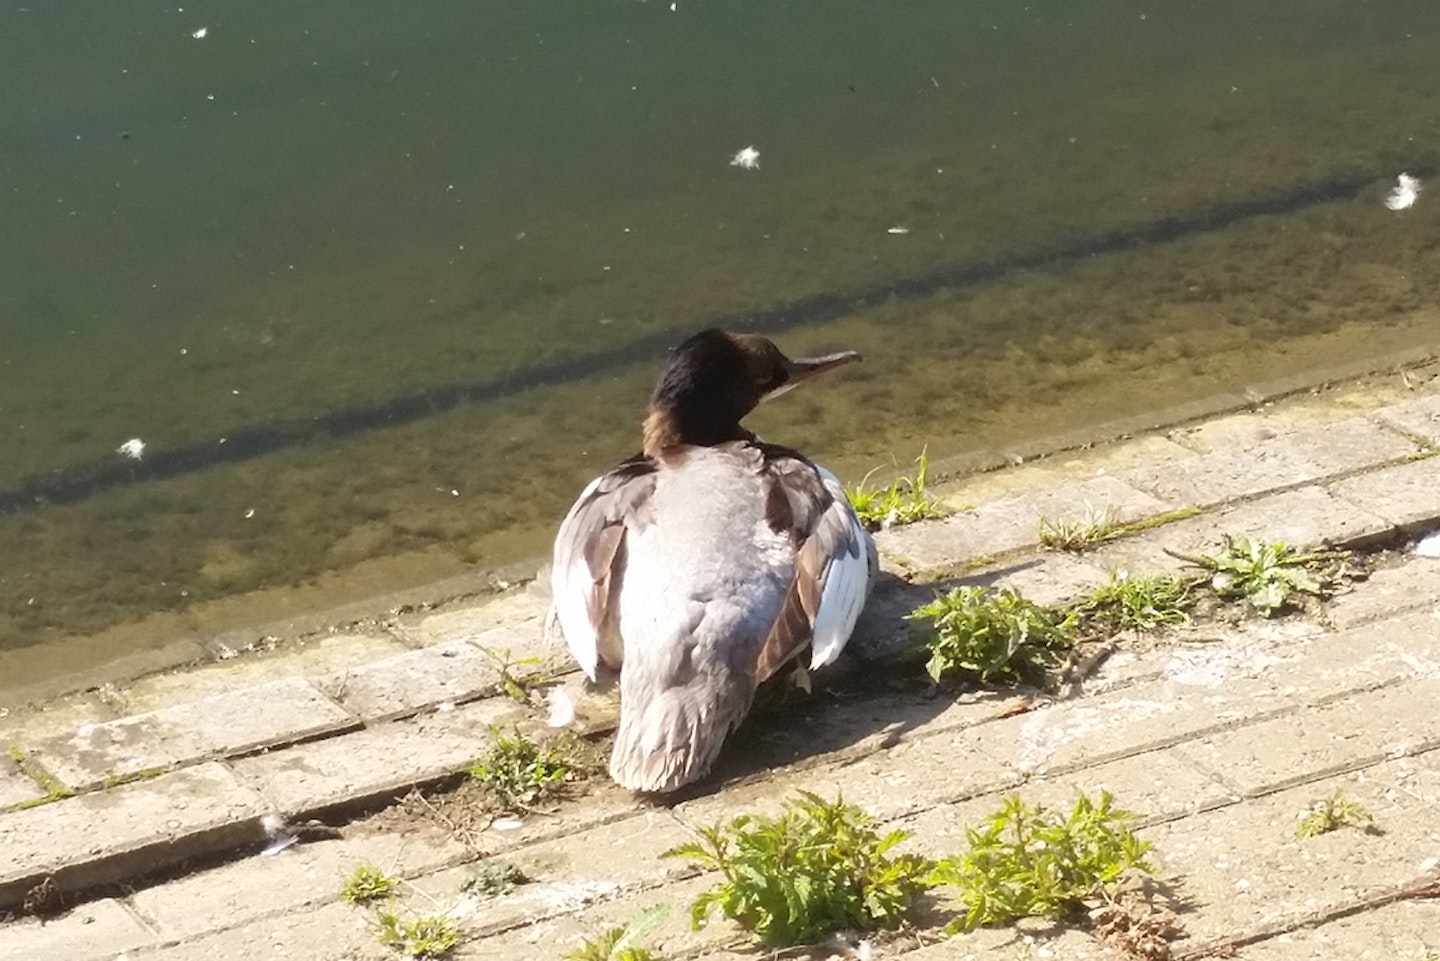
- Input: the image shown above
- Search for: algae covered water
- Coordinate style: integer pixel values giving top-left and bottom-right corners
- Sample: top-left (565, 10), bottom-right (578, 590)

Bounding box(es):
top-left (4, 1), bottom-right (1440, 688)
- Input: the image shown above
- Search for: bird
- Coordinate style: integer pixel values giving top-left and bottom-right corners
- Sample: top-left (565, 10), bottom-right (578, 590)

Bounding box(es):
top-left (549, 328), bottom-right (875, 793)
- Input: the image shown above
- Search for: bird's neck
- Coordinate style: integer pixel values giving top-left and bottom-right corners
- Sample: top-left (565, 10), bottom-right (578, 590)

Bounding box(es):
top-left (642, 405), bottom-right (753, 458)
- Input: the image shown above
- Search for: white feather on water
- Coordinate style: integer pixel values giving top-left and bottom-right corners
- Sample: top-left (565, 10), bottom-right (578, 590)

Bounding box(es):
top-left (1385, 172), bottom-right (1421, 211)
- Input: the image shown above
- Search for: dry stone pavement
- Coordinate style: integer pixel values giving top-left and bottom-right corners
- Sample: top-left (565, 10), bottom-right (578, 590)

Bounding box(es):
top-left (1, 373), bottom-right (1440, 960)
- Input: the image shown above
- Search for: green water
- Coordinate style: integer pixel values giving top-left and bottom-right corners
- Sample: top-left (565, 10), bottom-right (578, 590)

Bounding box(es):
top-left (3, 2), bottom-right (1440, 681)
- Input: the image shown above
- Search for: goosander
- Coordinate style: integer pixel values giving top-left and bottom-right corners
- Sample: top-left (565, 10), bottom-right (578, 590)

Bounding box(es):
top-left (550, 328), bottom-right (875, 793)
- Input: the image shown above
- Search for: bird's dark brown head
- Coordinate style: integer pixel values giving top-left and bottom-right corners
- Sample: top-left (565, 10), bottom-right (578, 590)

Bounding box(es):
top-left (642, 328), bottom-right (860, 456)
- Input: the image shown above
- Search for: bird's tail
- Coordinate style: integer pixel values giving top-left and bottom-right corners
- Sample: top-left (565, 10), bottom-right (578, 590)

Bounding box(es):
top-left (608, 666), bottom-right (753, 793)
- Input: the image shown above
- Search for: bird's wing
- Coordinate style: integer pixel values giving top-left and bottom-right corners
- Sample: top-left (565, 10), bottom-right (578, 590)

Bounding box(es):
top-left (753, 450), bottom-right (874, 682)
top-left (549, 455), bottom-right (657, 680)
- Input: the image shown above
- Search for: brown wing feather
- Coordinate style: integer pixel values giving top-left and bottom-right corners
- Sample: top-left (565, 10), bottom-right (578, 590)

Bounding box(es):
top-left (752, 448), bottom-right (837, 682)
top-left (552, 455), bottom-right (657, 675)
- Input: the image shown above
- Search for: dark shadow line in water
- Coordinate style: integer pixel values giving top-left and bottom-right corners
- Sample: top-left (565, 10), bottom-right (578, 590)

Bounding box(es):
top-left (0, 167), bottom-right (1418, 515)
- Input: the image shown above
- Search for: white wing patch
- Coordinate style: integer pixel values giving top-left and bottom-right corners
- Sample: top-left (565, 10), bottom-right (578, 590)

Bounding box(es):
top-left (809, 467), bottom-right (874, 669)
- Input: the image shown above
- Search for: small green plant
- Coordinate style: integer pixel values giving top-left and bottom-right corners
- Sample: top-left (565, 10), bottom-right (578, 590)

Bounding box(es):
top-left (909, 586), bottom-right (1076, 685)
top-left (845, 449), bottom-right (947, 530)
top-left (341, 862), bottom-right (400, 905)
top-left (932, 792), bottom-right (1153, 934)
top-left (663, 791), bottom-right (937, 948)
top-left (460, 858), bottom-right (525, 898)
top-left (476, 645), bottom-right (546, 704)
top-left (1296, 791), bottom-right (1378, 838)
top-left (1169, 535), bottom-right (1337, 617)
top-left (1070, 571), bottom-right (1196, 636)
top-left (564, 906), bottom-right (668, 961)
top-left (373, 904), bottom-right (461, 959)
top-left (1038, 507), bottom-right (1125, 551)
top-left (467, 727), bottom-right (572, 812)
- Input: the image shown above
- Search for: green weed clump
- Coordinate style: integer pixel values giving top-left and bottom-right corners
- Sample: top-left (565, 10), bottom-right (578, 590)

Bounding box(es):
top-left (1038, 508), bottom-right (1125, 551)
top-left (1071, 571), bottom-right (1195, 636)
top-left (373, 905), bottom-right (461, 959)
top-left (340, 862), bottom-right (399, 905)
top-left (663, 791), bottom-right (937, 947)
top-left (460, 858), bottom-right (526, 898)
top-left (564, 906), bottom-right (668, 961)
top-left (1296, 791), bottom-right (1378, 838)
top-left (932, 792), bottom-right (1153, 934)
top-left (1170, 535), bottom-right (1337, 617)
top-left (467, 728), bottom-right (572, 812)
top-left (846, 450), bottom-right (947, 530)
top-left (909, 586), bottom-right (1075, 685)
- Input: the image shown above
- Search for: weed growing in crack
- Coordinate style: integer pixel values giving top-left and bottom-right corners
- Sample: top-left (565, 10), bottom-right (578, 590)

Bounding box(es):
top-left (931, 792), bottom-right (1154, 934)
top-left (1070, 571), bottom-right (1196, 636)
top-left (564, 905), bottom-right (668, 961)
top-left (476, 645), bottom-right (547, 704)
top-left (467, 727), bottom-right (572, 812)
top-left (460, 858), bottom-right (526, 898)
top-left (340, 862), bottom-right (399, 905)
top-left (1168, 535), bottom-right (1341, 617)
top-left (1038, 507), bottom-right (1125, 551)
top-left (845, 449), bottom-right (947, 531)
top-left (1296, 791), bottom-right (1379, 838)
top-left (909, 586), bottom-right (1076, 685)
top-left (373, 904), bottom-right (461, 959)
top-left (663, 791), bottom-right (937, 948)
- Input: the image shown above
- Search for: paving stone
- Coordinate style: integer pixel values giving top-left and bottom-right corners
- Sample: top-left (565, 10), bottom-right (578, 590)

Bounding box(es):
top-left (1150, 759), bottom-right (1440, 950)
top-left (134, 899), bottom-right (384, 961)
top-left (1328, 559), bottom-right (1440, 628)
top-left (0, 762), bottom-right (269, 909)
top-left (878, 475), bottom-right (1173, 571)
top-left (1090, 484), bottom-right (1393, 578)
top-left (961, 552), bottom-right (1113, 607)
top-left (1330, 454), bottom-right (1440, 532)
top-left (121, 632), bottom-right (407, 713)
top-left (1373, 392), bottom-right (1440, 445)
top-left (127, 828), bottom-right (468, 943)
top-left (0, 750), bottom-right (45, 810)
top-left (317, 640), bottom-right (517, 722)
top-left (1178, 415), bottom-right (1419, 475)
top-left (229, 698), bottom-right (520, 816)
top-left (26, 677), bottom-right (356, 792)
top-left (0, 897), bottom-right (158, 961)
top-left (1120, 438), bottom-right (1324, 508)
top-left (401, 590), bottom-right (551, 650)
top-left (1176, 677), bottom-right (1440, 798)
top-left (1235, 899), bottom-right (1440, 960)
top-left (935, 435), bottom-right (1199, 508)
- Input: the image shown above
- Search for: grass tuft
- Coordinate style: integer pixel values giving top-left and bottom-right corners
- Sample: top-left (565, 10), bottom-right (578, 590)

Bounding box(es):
top-left (1038, 507), bottom-right (1126, 551)
top-left (466, 727), bottom-right (573, 812)
top-left (663, 791), bottom-right (937, 947)
top-left (340, 862), bottom-right (400, 905)
top-left (373, 904), bottom-right (461, 959)
top-left (1070, 570), bottom-right (1196, 636)
top-left (1296, 791), bottom-right (1378, 838)
top-left (846, 449), bottom-right (947, 531)
top-left (1169, 535), bottom-right (1339, 617)
top-left (932, 792), bottom-right (1154, 934)
top-left (908, 586), bottom-right (1075, 685)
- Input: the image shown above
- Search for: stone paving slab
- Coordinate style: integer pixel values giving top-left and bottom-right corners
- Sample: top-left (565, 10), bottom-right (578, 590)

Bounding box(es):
top-left (126, 829), bottom-right (468, 944)
top-left (1178, 677), bottom-right (1440, 797)
top-left (1234, 899), bottom-right (1440, 959)
top-left (119, 631), bottom-right (407, 714)
top-left (228, 697), bottom-right (520, 816)
top-left (0, 762), bottom-right (269, 910)
top-left (25, 676), bottom-right (356, 792)
top-left (1373, 392), bottom-right (1440, 445)
top-left (131, 899), bottom-right (384, 961)
top-left (1151, 757), bottom-right (1440, 950)
top-left (0, 896), bottom-right (158, 961)
top-left (1330, 453), bottom-right (1440, 532)
top-left (316, 639), bottom-right (522, 722)
top-left (1327, 558), bottom-right (1440, 629)
top-left (878, 474), bottom-right (1174, 571)
top-left (0, 751), bottom-right (44, 810)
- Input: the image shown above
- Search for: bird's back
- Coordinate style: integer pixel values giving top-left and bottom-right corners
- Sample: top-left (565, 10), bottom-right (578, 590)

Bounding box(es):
top-left (608, 444), bottom-right (798, 791)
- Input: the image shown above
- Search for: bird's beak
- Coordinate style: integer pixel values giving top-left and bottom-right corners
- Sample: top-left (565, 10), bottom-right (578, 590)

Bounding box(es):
top-left (765, 349), bottom-right (861, 401)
